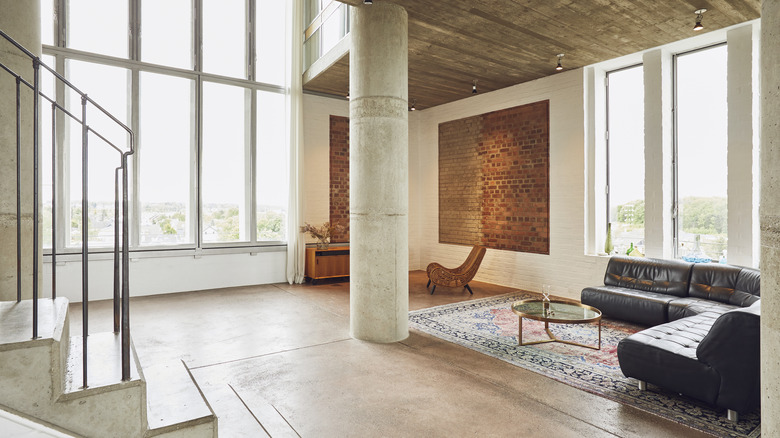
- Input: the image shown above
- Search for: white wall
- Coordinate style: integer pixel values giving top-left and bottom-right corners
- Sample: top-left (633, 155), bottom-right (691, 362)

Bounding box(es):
top-left (302, 94), bottom-right (349, 231)
top-left (43, 249), bottom-right (287, 303)
top-left (413, 70), bottom-right (607, 300)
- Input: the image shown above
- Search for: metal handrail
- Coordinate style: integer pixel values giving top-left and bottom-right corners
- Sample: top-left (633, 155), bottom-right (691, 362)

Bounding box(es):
top-left (1, 29), bottom-right (135, 386)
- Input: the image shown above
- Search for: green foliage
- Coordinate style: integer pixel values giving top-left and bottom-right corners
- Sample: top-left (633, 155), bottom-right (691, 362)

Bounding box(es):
top-left (681, 197), bottom-right (727, 235)
top-left (615, 200), bottom-right (645, 226)
top-left (258, 210), bottom-right (285, 240)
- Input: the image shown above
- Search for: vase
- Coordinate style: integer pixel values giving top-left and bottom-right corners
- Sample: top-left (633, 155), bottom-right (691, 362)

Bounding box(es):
top-left (604, 223), bottom-right (614, 254)
top-left (316, 239), bottom-right (330, 250)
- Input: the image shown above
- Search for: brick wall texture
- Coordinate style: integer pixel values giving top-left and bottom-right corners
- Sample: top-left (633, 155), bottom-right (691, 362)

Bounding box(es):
top-left (329, 115), bottom-right (350, 242)
top-left (438, 100), bottom-right (550, 254)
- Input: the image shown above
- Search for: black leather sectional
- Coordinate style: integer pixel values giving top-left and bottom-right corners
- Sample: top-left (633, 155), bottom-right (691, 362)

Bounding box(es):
top-left (581, 255), bottom-right (761, 422)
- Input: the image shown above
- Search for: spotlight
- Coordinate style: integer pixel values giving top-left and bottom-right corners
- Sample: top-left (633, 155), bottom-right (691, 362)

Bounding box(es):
top-left (346, 91), bottom-right (350, 100)
top-left (409, 98), bottom-right (416, 111)
top-left (693, 9), bottom-right (706, 31)
top-left (472, 80), bottom-right (478, 94)
top-left (556, 54), bottom-right (564, 71)
top-left (364, 0), bottom-right (372, 4)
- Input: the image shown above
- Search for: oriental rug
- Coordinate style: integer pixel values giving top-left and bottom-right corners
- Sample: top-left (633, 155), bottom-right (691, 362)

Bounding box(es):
top-left (408, 293), bottom-right (760, 438)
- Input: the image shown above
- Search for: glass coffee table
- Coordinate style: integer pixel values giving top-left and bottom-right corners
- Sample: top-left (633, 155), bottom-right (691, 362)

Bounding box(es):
top-left (511, 299), bottom-right (602, 350)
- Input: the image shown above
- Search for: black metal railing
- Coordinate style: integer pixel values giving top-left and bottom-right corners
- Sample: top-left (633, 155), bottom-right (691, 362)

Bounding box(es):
top-left (0, 29), bottom-right (134, 386)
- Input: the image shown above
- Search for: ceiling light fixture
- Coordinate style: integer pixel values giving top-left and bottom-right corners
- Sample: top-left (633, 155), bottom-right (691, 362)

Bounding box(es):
top-left (472, 80), bottom-right (478, 94)
top-left (693, 8), bottom-right (707, 31)
top-left (346, 91), bottom-right (350, 100)
top-left (410, 98), bottom-right (416, 111)
top-left (556, 54), bottom-right (564, 71)
top-left (364, 0), bottom-right (372, 4)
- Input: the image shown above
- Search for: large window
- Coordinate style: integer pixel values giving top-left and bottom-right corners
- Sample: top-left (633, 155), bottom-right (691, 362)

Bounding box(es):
top-left (674, 45), bottom-right (728, 261)
top-left (41, 0), bottom-right (290, 253)
top-left (139, 72), bottom-right (195, 246)
top-left (606, 65), bottom-right (644, 255)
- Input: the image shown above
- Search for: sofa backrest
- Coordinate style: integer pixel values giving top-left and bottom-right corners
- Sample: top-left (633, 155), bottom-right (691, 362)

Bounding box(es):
top-left (604, 255), bottom-right (692, 297)
top-left (688, 263), bottom-right (761, 306)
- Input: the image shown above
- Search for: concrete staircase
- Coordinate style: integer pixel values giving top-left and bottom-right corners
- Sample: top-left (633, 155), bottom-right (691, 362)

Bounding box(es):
top-left (0, 298), bottom-right (218, 437)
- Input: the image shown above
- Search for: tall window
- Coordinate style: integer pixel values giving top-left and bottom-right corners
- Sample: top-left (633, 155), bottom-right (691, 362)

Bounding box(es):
top-left (41, 0), bottom-right (291, 253)
top-left (674, 45), bottom-right (728, 260)
top-left (606, 65), bottom-right (644, 255)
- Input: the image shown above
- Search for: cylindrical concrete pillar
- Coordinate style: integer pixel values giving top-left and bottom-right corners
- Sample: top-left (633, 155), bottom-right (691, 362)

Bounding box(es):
top-left (761, 2), bottom-right (780, 436)
top-left (349, 3), bottom-right (409, 343)
top-left (0, 0), bottom-right (42, 301)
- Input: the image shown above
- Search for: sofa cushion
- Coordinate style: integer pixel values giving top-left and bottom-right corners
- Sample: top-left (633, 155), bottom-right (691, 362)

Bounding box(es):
top-left (688, 264), bottom-right (761, 306)
top-left (667, 297), bottom-right (738, 321)
top-left (732, 267), bottom-right (761, 306)
top-left (581, 285), bottom-right (674, 326)
top-left (696, 301), bottom-right (761, 412)
top-left (603, 256), bottom-right (692, 298)
top-left (617, 312), bottom-right (722, 405)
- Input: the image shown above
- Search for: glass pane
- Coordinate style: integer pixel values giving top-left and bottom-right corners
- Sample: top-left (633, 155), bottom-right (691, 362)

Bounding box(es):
top-left (68, 0), bottom-right (129, 58)
top-left (256, 0), bottom-right (287, 85)
top-left (139, 72), bottom-right (194, 246)
top-left (66, 60), bottom-right (130, 248)
top-left (321, 4), bottom-right (346, 56)
top-left (41, 0), bottom-right (55, 46)
top-left (607, 65), bottom-right (644, 255)
top-left (202, 81), bottom-right (248, 242)
top-left (676, 46), bottom-right (728, 260)
top-left (41, 55), bottom-right (56, 249)
top-left (202, 0), bottom-right (246, 78)
top-left (256, 91), bottom-right (287, 242)
top-left (141, 0), bottom-right (192, 69)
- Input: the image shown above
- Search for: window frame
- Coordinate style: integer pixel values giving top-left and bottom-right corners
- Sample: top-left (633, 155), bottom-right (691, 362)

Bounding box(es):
top-left (41, 0), bottom-right (290, 256)
top-left (671, 42), bottom-right (728, 259)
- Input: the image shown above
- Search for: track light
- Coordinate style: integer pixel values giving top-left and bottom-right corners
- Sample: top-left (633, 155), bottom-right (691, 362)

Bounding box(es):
top-left (409, 99), bottom-right (416, 111)
top-left (693, 9), bottom-right (706, 31)
top-left (556, 54), bottom-right (564, 71)
top-left (472, 80), bottom-right (478, 94)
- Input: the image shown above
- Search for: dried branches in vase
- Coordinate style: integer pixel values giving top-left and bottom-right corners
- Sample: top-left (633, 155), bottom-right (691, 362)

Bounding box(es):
top-left (299, 221), bottom-right (345, 249)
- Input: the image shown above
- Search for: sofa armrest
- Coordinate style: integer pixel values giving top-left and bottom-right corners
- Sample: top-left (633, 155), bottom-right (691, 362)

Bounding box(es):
top-left (696, 302), bottom-right (761, 412)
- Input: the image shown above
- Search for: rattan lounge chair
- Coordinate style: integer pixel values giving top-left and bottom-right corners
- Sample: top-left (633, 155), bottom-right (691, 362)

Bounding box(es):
top-left (426, 245), bottom-right (487, 295)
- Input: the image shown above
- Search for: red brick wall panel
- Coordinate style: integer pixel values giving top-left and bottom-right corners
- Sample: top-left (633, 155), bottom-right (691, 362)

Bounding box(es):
top-left (329, 115), bottom-right (350, 242)
top-left (438, 101), bottom-right (549, 254)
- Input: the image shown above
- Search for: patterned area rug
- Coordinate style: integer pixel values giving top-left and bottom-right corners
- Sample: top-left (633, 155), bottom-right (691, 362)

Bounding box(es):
top-left (409, 292), bottom-right (761, 438)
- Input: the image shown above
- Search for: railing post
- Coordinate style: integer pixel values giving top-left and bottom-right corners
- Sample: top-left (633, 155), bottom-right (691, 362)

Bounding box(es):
top-left (32, 57), bottom-right (40, 340)
top-left (114, 167), bottom-right (120, 334)
top-left (81, 93), bottom-right (89, 388)
top-left (15, 77), bottom-right (22, 304)
top-left (51, 102), bottom-right (57, 299)
top-left (121, 152), bottom-right (131, 381)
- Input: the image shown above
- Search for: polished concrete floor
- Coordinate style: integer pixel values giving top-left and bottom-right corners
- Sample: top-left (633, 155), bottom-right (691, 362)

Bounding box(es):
top-left (69, 271), bottom-right (711, 437)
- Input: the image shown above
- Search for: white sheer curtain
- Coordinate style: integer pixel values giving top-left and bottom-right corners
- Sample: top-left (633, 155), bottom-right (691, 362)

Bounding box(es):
top-left (286, 0), bottom-right (306, 284)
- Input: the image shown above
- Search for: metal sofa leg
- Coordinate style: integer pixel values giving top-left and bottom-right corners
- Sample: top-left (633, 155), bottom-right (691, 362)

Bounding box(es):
top-left (727, 409), bottom-right (738, 422)
top-left (637, 381), bottom-right (647, 391)
top-left (426, 279), bottom-right (431, 288)
top-left (430, 285), bottom-right (436, 295)
top-left (464, 284), bottom-right (473, 295)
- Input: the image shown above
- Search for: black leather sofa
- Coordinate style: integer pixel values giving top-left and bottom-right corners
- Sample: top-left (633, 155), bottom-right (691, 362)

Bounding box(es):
top-left (581, 256), bottom-right (761, 422)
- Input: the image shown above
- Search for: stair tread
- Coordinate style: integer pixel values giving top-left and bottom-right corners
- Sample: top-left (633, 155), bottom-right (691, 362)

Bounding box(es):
top-left (145, 360), bottom-right (215, 432)
top-left (64, 332), bottom-right (141, 394)
top-left (0, 298), bottom-right (69, 347)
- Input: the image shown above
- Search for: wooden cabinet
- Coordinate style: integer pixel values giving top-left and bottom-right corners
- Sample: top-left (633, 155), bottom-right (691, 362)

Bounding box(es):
top-left (305, 247), bottom-right (349, 283)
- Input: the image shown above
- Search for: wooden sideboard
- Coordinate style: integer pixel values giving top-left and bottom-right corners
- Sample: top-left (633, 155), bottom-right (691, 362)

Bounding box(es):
top-left (305, 247), bottom-right (349, 283)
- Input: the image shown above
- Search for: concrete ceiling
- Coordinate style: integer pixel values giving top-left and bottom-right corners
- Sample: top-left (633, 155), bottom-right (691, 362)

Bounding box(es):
top-left (303, 0), bottom-right (760, 110)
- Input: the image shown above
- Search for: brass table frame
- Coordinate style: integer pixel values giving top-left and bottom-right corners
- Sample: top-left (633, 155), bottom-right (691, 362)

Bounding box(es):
top-left (511, 299), bottom-right (602, 350)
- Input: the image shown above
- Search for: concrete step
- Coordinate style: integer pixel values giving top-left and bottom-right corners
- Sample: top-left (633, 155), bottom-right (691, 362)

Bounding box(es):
top-left (144, 360), bottom-right (217, 438)
top-left (63, 332), bottom-right (141, 394)
top-left (0, 298), bottom-right (70, 347)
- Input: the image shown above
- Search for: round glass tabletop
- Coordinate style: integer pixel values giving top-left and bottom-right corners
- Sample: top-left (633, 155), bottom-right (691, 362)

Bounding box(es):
top-left (511, 299), bottom-right (601, 324)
